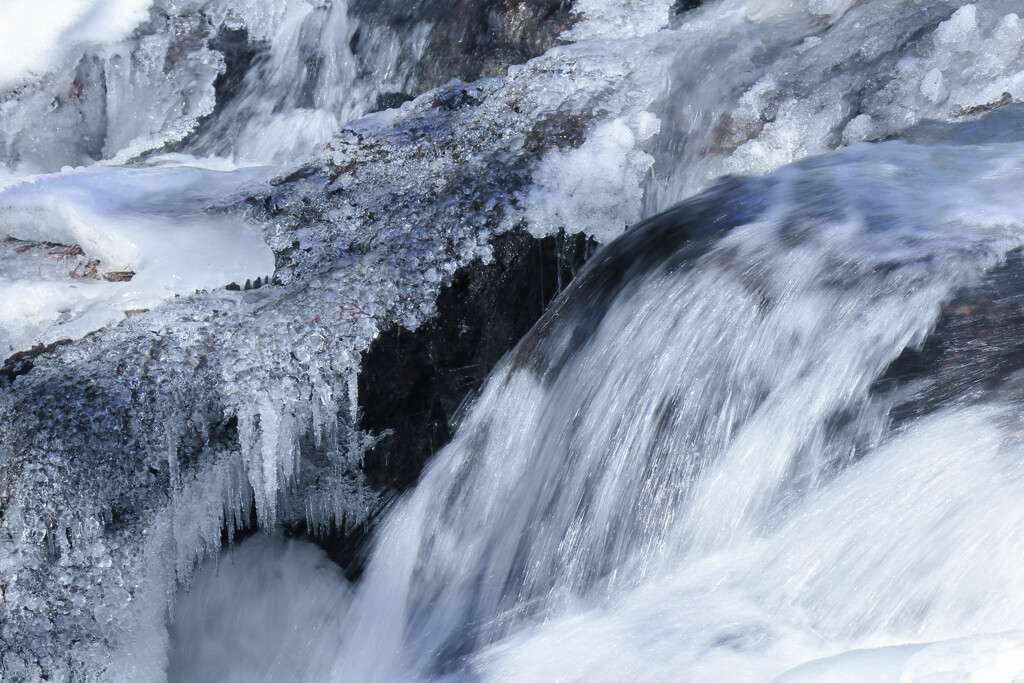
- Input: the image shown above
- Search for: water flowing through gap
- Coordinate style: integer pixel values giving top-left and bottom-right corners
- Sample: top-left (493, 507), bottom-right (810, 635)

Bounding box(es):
top-left (5, 0), bottom-right (1024, 681)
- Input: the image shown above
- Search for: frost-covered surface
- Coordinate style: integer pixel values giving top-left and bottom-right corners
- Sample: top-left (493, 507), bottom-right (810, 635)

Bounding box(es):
top-left (518, 112), bottom-right (660, 242)
top-left (0, 161), bottom-right (275, 354)
top-left (0, 0), bottom-right (418, 174)
top-left (0, 0), bottom-right (153, 91)
top-left (645, 0), bottom-right (1024, 205)
top-left (0, 0), bottom-right (222, 174)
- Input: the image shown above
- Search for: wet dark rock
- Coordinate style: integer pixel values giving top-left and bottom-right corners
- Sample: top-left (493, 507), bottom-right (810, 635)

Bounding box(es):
top-left (877, 249), bottom-right (1024, 425)
top-left (359, 228), bottom-right (596, 494)
top-left (350, 0), bottom-right (577, 92)
top-left (673, 0), bottom-right (703, 14)
top-left (375, 91), bottom-right (416, 112)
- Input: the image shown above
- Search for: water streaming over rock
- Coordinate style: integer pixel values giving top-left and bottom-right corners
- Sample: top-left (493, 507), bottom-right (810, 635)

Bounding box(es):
top-left (5, 0), bottom-right (1024, 680)
top-left (180, 110), bottom-right (1024, 681)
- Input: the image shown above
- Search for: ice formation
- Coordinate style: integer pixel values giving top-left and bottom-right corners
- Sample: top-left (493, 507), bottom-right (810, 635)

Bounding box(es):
top-left (0, 162), bottom-right (275, 354)
top-left (4, 0), bottom-right (1024, 680)
top-left (0, 0), bottom-right (153, 90)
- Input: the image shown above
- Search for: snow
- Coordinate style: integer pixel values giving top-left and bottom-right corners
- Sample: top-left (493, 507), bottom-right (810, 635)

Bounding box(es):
top-left (0, 0), bottom-right (153, 89)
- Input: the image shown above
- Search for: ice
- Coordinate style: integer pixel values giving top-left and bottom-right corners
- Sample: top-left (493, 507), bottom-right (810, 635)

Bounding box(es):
top-left (0, 1), bottom-right (225, 173)
top-left (0, 0), bottom-right (152, 90)
top-left (186, 0), bottom-right (372, 164)
top-left (561, 0), bottom-right (673, 41)
top-left (0, 0), bottom-right (402, 173)
top-left (519, 112), bottom-right (661, 242)
top-left (0, 162), bottom-right (275, 353)
top-left (644, 0), bottom-right (1024, 207)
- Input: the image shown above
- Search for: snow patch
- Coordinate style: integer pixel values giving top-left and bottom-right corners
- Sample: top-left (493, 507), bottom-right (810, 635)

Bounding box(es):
top-left (0, 0), bottom-right (153, 90)
top-left (519, 112), bottom-right (660, 243)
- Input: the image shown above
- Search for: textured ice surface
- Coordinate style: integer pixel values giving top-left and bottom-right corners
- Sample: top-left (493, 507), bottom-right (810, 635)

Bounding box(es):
top-left (0, 0), bottom-right (153, 90)
top-left (642, 0), bottom-right (1024, 207)
top-left (520, 112), bottom-right (661, 242)
top-left (0, 0), bottom-right (413, 173)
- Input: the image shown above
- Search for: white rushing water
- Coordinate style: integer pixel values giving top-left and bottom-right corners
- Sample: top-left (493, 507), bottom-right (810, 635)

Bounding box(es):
top-left (172, 111), bottom-right (1024, 681)
top-left (5, 0), bottom-right (1024, 680)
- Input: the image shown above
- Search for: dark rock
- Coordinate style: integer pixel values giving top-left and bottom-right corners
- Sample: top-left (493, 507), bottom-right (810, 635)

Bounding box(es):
top-left (359, 228), bottom-right (597, 494)
top-left (876, 249), bottom-right (1024, 425)
top-left (375, 91), bottom-right (416, 112)
top-left (349, 0), bottom-right (577, 93)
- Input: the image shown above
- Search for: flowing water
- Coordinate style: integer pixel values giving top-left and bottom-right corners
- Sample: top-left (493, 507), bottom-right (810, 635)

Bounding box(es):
top-left (5, 0), bottom-right (1024, 680)
top-left (171, 109), bottom-right (1024, 681)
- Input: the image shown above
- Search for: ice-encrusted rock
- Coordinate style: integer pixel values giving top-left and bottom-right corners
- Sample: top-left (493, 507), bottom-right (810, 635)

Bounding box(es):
top-left (0, 18), bottom-right (669, 680)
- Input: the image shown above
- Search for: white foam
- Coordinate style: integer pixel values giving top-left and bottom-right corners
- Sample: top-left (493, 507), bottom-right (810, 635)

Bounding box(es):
top-left (167, 535), bottom-right (351, 683)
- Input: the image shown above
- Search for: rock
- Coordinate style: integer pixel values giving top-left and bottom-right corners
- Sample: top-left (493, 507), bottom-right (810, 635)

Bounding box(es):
top-left (349, 0), bottom-right (577, 92)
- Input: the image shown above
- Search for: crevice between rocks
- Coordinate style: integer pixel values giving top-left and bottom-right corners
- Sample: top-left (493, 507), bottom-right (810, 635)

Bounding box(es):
top-left (307, 227), bottom-right (597, 574)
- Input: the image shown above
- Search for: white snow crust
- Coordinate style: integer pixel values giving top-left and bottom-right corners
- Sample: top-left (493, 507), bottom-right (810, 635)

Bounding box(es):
top-left (0, 0), bottom-right (153, 90)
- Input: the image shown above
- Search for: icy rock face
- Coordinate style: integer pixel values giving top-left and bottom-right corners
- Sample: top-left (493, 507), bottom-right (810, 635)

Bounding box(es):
top-left (0, 0), bottom-right (586, 174)
top-left (0, 1), bottom-right (223, 174)
top-left (347, 0), bottom-right (578, 93)
top-left (0, 0), bottom-right (399, 172)
top-left (646, 0), bottom-right (1024, 205)
top-left (0, 12), bottom-right (669, 681)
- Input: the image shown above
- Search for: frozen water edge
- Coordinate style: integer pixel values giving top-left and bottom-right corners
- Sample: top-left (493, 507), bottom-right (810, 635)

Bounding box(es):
top-left (0, 162), bottom-right (277, 355)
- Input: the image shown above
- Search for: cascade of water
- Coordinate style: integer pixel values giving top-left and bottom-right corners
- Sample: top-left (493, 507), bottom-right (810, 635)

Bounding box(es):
top-left (171, 108), bottom-right (1024, 681)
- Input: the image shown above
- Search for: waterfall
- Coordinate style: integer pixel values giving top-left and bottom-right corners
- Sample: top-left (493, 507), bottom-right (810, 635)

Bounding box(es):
top-left (4, 0), bottom-right (1024, 680)
top-left (173, 110), bottom-right (1024, 680)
